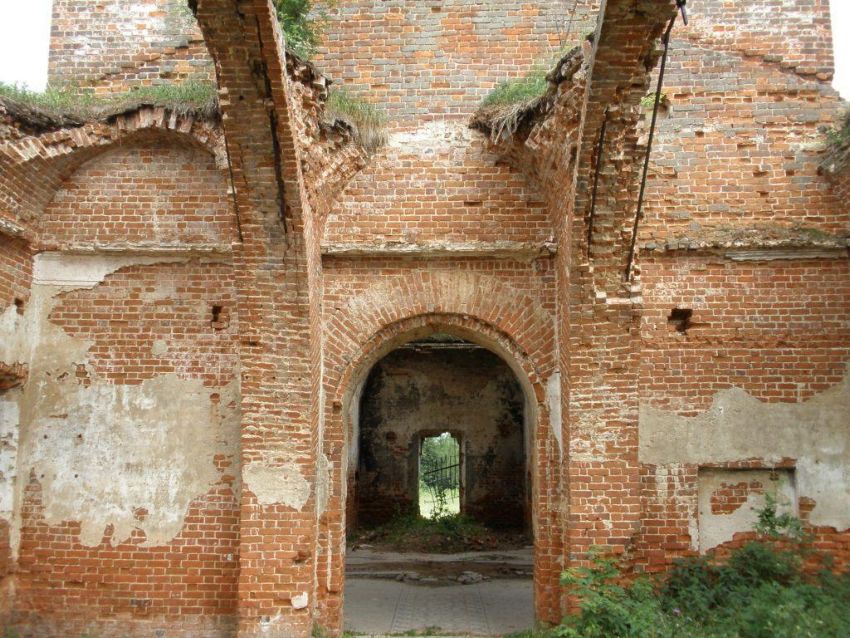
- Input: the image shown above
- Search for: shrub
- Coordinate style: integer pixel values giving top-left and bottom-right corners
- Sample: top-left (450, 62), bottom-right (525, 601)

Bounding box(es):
top-left (554, 498), bottom-right (850, 638)
top-left (274, 0), bottom-right (335, 59)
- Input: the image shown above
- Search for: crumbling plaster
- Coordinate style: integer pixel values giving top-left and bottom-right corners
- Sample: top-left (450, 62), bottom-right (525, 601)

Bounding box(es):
top-left (697, 469), bottom-right (797, 552)
top-left (0, 252), bottom-right (240, 553)
top-left (640, 364), bottom-right (850, 532)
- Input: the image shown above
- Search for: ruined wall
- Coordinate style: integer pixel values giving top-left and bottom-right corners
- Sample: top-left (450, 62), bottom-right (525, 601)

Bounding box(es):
top-left (0, 234), bottom-right (32, 616)
top-left (641, 36), bottom-right (846, 247)
top-left (685, 0), bottom-right (834, 79)
top-left (6, 256), bottom-right (241, 637)
top-left (635, 254), bottom-right (850, 570)
top-left (356, 346), bottom-right (526, 529)
top-left (39, 139), bottom-right (235, 249)
top-left (48, 0), bottom-right (214, 93)
top-left (629, 0), bottom-right (850, 571)
top-left (14, 0), bottom-right (850, 635)
top-left (312, 0), bottom-right (598, 127)
top-left (322, 122), bottom-right (550, 250)
top-left (0, 102), bottom-right (243, 634)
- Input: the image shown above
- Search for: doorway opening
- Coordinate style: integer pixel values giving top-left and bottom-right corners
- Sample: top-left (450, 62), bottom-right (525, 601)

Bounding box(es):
top-left (419, 431), bottom-right (461, 518)
top-left (344, 333), bottom-right (534, 635)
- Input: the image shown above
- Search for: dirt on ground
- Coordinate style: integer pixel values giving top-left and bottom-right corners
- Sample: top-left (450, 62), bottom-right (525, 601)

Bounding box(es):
top-left (349, 514), bottom-right (531, 553)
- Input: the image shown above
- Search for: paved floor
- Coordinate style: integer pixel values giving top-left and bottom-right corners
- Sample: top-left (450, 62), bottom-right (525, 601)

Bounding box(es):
top-left (344, 548), bottom-right (534, 636)
top-left (344, 578), bottom-right (533, 636)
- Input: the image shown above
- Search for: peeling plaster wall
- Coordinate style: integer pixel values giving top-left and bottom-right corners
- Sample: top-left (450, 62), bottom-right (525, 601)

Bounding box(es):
top-left (1, 251), bottom-right (242, 633)
top-left (22, 373), bottom-right (239, 546)
top-left (356, 346), bottom-right (527, 530)
top-left (640, 367), bottom-right (850, 532)
top-left (697, 469), bottom-right (797, 552)
top-left (9, 253), bottom-right (241, 548)
top-left (636, 254), bottom-right (850, 569)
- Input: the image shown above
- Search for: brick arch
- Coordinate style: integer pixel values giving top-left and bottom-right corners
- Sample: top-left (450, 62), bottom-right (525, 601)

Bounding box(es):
top-left (331, 313), bottom-right (545, 418)
top-left (316, 272), bottom-right (564, 631)
top-left (0, 107), bottom-right (225, 236)
top-left (324, 270), bottom-right (556, 398)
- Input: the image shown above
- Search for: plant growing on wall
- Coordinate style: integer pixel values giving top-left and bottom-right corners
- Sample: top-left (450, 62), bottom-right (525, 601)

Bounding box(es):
top-left (273, 0), bottom-right (336, 59)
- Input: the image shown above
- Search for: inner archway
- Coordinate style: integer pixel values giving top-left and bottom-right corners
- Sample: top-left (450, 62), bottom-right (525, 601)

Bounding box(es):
top-left (353, 334), bottom-right (530, 533)
top-left (343, 330), bottom-right (536, 635)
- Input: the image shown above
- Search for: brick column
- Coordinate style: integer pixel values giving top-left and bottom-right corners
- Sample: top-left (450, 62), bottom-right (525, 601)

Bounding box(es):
top-left (194, 1), bottom-right (320, 635)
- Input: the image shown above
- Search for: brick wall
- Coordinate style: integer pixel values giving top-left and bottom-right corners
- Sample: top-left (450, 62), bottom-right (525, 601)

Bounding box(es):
top-left (323, 123), bottom-right (549, 247)
top-left (0, 235), bottom-right (31, 314)
top-left (686, 0), bottom-right (834, 79)
top-left (7, 258), bottom-right (242, 637)
top-left (313, 0), bottom-right (598, 127)
top-left (641, 37), bottom-right (846, 248)
top-left (640, 256), bottom-right (850, 411)
top-left (636, 254), bottom-right (850, 571)
top-left (48, 0), bottom-right (214, 93)
top-left (40, 139), bottom-right (235, 249)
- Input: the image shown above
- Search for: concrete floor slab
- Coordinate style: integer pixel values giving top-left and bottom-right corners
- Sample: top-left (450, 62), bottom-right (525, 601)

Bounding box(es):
top-left (344, 578), bottom-right (533, 636)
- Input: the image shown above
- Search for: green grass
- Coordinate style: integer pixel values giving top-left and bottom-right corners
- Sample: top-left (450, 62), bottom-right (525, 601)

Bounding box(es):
top-left (324, 87), bottom-right (388, 151)
top-left (481, 69), bottom-right (549, 109)
top-left (0, 80), bottom-right (219, 122)
top-left (355, 512), bottom-right (497, 553)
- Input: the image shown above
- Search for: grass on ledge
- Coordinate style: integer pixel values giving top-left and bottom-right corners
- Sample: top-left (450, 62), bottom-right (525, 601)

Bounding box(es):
top-left (324, 87), bottom-right (388, 152)
top-left (0, 80), bottom-right (219, 123)
top-left (481, 68), bottom-right (549, 109)
top-left (477, 66), bottom-right (552, 142)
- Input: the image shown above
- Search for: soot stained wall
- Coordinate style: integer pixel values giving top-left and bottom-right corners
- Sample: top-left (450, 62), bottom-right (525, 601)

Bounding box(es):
top-left (356, 345), bottom-right (526, 530)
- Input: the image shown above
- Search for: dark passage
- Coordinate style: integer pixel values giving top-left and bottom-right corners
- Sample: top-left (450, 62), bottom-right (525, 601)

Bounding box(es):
top-left (353, 336), bottom-right (528, 532)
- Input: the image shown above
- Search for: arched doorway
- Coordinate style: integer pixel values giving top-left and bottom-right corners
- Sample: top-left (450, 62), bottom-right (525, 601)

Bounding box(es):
top-left (337, 321), bottom-right (541, 635)
top-left (353, 334), bottom-right (530, 534)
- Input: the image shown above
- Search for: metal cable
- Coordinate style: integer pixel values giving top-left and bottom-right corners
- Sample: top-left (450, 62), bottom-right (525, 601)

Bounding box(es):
top-left (624, 6), bottom-right (681, 281)
top-left (587, 108), bottom-right (609, 254)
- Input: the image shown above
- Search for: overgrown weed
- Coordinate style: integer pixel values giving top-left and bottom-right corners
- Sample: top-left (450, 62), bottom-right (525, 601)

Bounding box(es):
top-left (551, 498), bottom-right (850, 638)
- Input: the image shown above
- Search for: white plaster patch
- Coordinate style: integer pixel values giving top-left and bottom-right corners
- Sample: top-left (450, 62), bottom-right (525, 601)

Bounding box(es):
top-left (640, 364), bottom-right (850, 531)
top-left (546, 371), bottom-right (562, 455)
top-left (243, 461), bottom-right (311, 510)
top-left (0, 304), bottom-right (35, 367)
top-left (387, 120), bottom-right (478, 152)
top-left (697, 469), bottom-right (796, 553)
top-left (291, 592), bottom-right (308, 609)
top-left (0, 394), bottom-right (21, 519)
top-left (23, 375), bottom-right (240, 546)
top-left (151, 339), bottom-right (169, 356)
top-left (33, 252), bottom-right (185, 287)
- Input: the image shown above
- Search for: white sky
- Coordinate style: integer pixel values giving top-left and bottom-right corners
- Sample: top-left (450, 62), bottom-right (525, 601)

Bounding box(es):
top-left (0, 0), bottom-right (848, 97)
